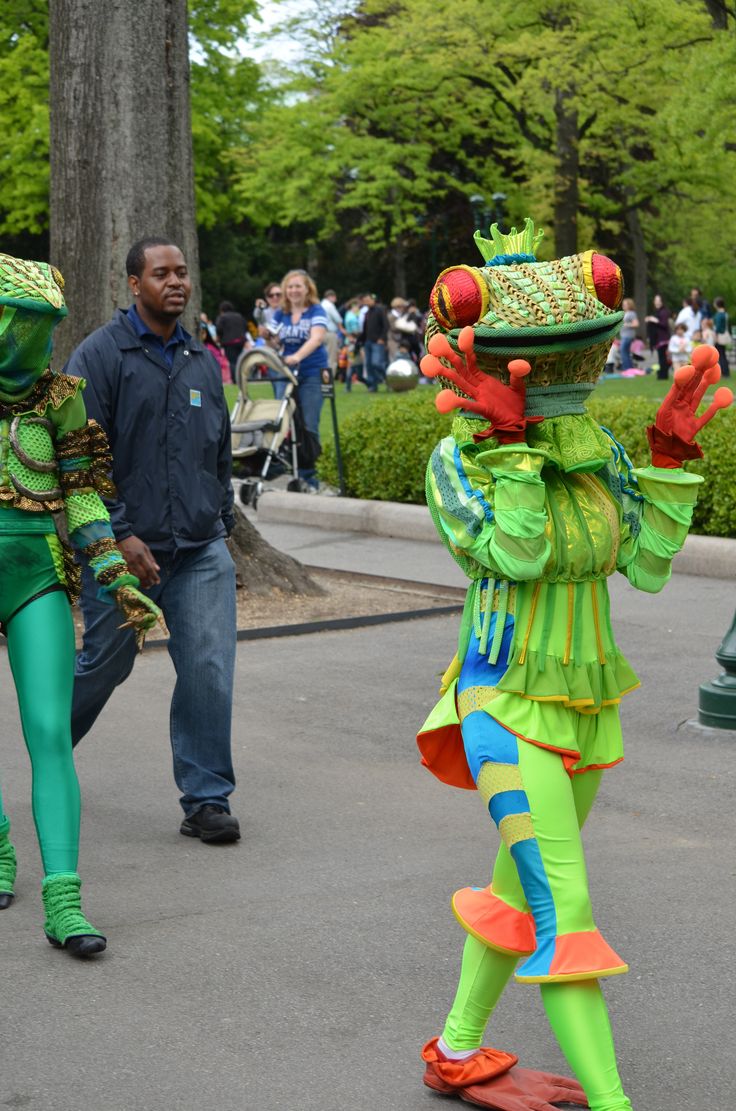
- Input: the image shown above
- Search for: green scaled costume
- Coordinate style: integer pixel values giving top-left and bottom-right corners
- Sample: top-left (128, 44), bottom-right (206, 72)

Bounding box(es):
top-left (415, 220), bottom-right (731, 1111)
top-left (0, 253), bottom-right (162, 958)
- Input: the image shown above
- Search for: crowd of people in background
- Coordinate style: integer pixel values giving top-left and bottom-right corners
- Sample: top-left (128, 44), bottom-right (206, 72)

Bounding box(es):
top-left (607, 286), bottom-right (731, 380)
top-left (200, 277), bottom-right (732, 488)
top-left (201, 280), bottom-right (429, 395)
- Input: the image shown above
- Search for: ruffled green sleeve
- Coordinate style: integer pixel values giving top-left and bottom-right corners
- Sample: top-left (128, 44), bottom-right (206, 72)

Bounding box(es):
top-left (426, 435), bottom-right (551, 581)
top-left (616, 462), bottom-right (702, 593)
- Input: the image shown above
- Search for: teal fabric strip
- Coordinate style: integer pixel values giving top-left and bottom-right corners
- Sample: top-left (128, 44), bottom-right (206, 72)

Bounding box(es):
top-left (524, 382), bottom-right (597, 418)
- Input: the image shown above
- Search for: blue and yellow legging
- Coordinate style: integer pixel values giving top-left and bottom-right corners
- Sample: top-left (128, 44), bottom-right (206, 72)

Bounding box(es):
top-left (441, 634), bottom-right (633, 1110)
top-left (0, 533), bottom-right (80, 876)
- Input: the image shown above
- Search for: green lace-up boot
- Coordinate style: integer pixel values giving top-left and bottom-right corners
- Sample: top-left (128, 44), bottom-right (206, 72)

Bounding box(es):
top-left (41, 873), bottom-right (106, 957)
top-left (0, 816), bottom-right (17, 909)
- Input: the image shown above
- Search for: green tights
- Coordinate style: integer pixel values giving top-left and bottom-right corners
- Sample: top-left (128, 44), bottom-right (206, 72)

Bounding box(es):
top-left (0, 590), bottom-right (80, 874)
top-left (442, 762), bottom-right (632, 1110)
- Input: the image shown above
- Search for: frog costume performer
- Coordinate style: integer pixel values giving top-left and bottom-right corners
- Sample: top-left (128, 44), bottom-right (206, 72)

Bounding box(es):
top-left (416, 221), bottom-right (732, 1110)
top-left (0, 253), bottom-right (161, 956)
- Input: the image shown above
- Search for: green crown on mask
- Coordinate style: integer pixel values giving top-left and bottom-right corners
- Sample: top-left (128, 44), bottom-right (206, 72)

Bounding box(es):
top-left (0, 255), bottom-right (67, 316)
top-left (473, 217), bottom-right (545, 266)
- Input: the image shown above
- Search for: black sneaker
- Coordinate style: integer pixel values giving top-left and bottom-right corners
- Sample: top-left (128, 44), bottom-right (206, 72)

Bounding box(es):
top-left (180, 805), bottom-right (241, 845)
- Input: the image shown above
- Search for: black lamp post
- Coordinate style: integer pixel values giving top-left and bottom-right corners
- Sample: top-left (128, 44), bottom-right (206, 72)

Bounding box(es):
top-left (470, 193), bottom-right (486, 232)
top-left (491, 191), bottom-right (508, 231)
top-left (698, 609), bottom-right (736, 729)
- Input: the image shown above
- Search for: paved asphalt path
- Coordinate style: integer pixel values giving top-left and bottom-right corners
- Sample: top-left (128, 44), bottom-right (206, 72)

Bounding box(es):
top-left (0, 526), bottom-right (734, 1110)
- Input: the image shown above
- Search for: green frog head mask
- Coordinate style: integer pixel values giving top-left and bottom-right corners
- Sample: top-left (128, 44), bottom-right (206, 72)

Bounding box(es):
top-left (426, 218), bottom-right (623, 394)
top-left (0, 253), bottom-right (68, 400)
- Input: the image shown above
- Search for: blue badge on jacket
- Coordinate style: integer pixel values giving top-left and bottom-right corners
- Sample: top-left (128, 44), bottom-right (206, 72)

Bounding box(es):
top-left (190, 389), bottom-right (202, 407)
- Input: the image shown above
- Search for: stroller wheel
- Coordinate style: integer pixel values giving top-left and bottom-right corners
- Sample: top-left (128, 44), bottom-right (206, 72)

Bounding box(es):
top-left (286, 478), bottom-right (313, 494)
top-left (239, 479), bottom-right (263, 509)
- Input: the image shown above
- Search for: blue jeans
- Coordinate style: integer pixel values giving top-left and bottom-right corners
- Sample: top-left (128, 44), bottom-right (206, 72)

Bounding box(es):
top-left (71, 538), bottom-right (237, 817)
top-left (297, 376), bottom-right (325, 488)
top-left (364, 342), bottom-right (387, 390)
top-left (619, 335), bottom-right (634, 370)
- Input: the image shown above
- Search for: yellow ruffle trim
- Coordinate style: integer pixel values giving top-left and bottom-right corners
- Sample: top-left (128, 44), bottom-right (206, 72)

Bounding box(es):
top-left (495, 649), bottom-right (640, 712)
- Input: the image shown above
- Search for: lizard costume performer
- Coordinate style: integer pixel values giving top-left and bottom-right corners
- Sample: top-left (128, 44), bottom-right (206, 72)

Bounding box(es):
top-left (0, 254), bottom-right (161, 956)
top-left (416, 221), bottom-right (732, 1110)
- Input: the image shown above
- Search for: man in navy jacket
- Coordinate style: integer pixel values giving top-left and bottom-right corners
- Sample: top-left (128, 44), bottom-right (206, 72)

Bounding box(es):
top-left (66, 237), bottom-right (240, 844)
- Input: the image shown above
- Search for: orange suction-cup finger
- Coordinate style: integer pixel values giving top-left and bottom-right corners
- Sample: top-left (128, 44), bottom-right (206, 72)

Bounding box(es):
top-left (427, 334), bottom-right (464, 373)
top-left (692, 360), bottom-right (721, 409)
top-left (674, 364), bottom-right (696, 386)
top-left (420, 353), bottom-right (444, 378)
top-left (457, 326), bottom-right (476, 354)
top-left (508, 358), bottom-right (532, 378)
top-left (428, 333), bottom-right (457, 359)
top-left (435, 389), bottom-right (463, 414)
top-left (694, 385), bottom-right (734, 432)
top-left (692, 344), bottom-right (719, 371)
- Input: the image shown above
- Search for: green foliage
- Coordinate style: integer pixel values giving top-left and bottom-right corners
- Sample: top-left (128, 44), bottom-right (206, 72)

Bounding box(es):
top-left (318, 389), bottom-right (736, 537)
top-left (231, 0), bottom-right (736, 303)
top-left (318, 389), bottom-right (450, 502)
top-left (0, 0), bottom-right (264, 237)
top-left (189, 0), bottom-right (263, 228)
top-left (0, 1), bottom-right (49, 235)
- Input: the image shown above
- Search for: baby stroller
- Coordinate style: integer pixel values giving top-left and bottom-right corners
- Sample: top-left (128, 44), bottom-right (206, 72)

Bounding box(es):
top-left (230, 346), bottom-right (300, 509)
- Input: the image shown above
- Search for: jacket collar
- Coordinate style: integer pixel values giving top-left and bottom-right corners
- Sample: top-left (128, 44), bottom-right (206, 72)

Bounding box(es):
top-left (109, 308), bottom-right (202, 353)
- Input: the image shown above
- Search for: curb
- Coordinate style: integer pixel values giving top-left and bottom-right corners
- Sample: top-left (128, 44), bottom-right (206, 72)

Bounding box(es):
top-left (254, 490), bottom-right (735, 580)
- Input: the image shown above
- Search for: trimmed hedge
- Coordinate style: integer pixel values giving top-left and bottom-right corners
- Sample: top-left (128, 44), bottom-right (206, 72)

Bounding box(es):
top-left (318, 389), bottom-right (736, 537)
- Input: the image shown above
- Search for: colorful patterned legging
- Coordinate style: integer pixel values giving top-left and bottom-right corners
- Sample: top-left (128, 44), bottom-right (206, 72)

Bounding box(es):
top-left (442, 737), bottom-right (633, 1111)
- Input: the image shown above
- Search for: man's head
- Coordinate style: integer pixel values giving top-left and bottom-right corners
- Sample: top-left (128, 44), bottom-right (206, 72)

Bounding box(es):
top-left (362, 292), bottom-right (376, 307)
top-left (323, 289), bottom-right (337, 302)
top-left (126, 238), bottom-right (191, 322)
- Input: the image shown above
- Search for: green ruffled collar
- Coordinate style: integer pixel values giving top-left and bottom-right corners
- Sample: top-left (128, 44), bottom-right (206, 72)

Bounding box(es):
top-left (452, 410), bottom-right (612, 473)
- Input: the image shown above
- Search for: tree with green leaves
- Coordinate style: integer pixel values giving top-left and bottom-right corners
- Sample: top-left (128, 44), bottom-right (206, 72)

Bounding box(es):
top-left (231, 0), bottom-right (736, 307)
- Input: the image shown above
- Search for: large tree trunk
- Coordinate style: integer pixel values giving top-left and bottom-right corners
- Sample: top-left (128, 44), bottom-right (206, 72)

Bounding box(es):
top-left (393, 234), bottom-right (407, 299)
top-left (624, 204), bottom-right (648, 333)
top-left (48, 0), bottom-right (323, 597)
top-left (553, 89), bottom-right (579, 257)
top-left (49, 0), bottom-right (200, 365)
top-left (227, 508), bottom-right (325, 597)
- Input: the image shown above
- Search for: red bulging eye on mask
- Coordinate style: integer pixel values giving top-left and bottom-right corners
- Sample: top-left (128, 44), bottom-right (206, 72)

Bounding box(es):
top-left (429, 265), bottom-right (489, 330)
top-left (585, 253), bottom-right (624, 309)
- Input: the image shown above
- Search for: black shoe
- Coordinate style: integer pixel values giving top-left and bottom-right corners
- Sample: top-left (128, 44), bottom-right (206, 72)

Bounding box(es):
top-left (180, 805), bottom-right (241, 845)
top-left (0, 892), bottom-right (14, 910)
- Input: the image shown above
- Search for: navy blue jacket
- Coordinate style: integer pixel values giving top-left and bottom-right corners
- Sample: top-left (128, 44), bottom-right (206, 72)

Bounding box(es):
top-left (63, 309), bottom-right (234, 552)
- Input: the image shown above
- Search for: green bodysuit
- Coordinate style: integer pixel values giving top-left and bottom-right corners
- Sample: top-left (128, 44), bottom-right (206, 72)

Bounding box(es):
top-left (0, 253), bottom-right (160, 952)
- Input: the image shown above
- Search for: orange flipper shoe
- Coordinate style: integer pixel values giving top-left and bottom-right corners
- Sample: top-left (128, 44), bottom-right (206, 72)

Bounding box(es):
top-left (421, 1037), bottom-right (517, 1093)
top-left (421, 1039), bottom-right (588, 1109)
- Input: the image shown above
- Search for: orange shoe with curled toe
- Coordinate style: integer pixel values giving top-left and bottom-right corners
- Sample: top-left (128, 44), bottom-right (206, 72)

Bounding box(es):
top-left (421, 1037), bottom-right (517, 1094)
top-left (421, 1039), bottom-right (588, 1108)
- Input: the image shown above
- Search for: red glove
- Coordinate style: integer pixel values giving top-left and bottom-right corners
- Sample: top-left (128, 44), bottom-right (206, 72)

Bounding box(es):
top-left (421, 327), bottom-right (542, 444)
top-left (454, 1065), bottom-right (589, 1110)
top-left (648, 344), bottom-right (733, 467)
